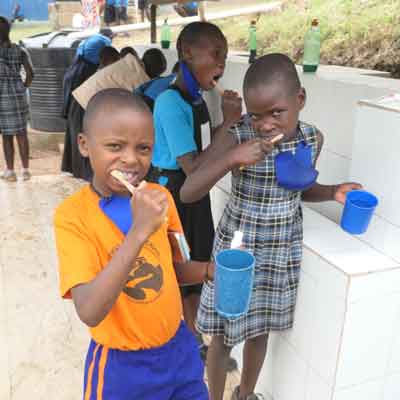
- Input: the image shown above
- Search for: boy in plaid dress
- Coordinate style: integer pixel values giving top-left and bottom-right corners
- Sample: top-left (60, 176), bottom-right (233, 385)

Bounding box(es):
top-left (181, 54), bottom-right (361, 400)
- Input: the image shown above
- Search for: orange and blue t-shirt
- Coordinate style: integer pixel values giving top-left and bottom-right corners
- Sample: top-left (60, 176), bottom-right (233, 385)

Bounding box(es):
top-left (54, 183), bottom-right (184, 351)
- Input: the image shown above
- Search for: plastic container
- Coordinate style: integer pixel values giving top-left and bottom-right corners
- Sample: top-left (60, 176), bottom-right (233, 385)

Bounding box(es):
top-left (248, 21), bottom-right (257, 64)
top-left (340, 190), bottom-right (378, 235)
top-left (215, 249), bottom-right (255, 319)
top-left (22, 31), bottom-right (80, 132)
top-left (303, 18), bottom-right (320, 73)
top-left (161, 19), bottom-right (171, 49)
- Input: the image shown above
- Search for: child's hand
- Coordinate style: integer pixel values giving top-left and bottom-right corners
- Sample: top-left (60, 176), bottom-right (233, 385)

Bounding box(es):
top-left (230, 136), bottom-right (277, 168)
top-left (221, 90), bottom-right (242, 127)
top-left (334, 182), bottom-right (363, 204)
top-left (205, 261), bottom-right (215, 282)
top-left (130, 184), bottom-right (169, 239)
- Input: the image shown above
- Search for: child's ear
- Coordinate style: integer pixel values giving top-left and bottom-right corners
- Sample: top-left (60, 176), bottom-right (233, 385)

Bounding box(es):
top-left (78, 133), bottom-right (89, 157)
top-left (298, 87), bottom-right (306, 110)
top-left (181, 43), bottom-right (193, 63)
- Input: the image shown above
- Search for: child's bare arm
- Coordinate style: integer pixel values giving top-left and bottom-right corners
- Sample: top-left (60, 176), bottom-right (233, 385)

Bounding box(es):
top-left (176, 90), bottom-right (242, 177)
top-left (180, 136), bottom-right (276, 203)
top-left (174, 260), bottom-right (215, 285)
top-left (21, 48), bottom-right (34, 87)
top-left (71, 187), bottom-right (168, 327)
top-left (302, 130), bottom-right (362, 202)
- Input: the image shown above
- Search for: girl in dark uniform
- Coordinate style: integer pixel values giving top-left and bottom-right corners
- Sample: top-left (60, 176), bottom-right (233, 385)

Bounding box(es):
top-left (148, 22), bottom-right (242, 357)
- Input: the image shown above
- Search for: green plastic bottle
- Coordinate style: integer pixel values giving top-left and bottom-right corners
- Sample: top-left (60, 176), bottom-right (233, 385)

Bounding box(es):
top-left (161, 19), bottom-right (171, 49)
top-left (303, 19), bottom-right (321, 72)
top-left (248, 20), bottom-right (257, 64)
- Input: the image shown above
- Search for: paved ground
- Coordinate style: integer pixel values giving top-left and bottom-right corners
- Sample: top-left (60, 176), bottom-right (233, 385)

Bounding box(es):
top-left (0, 133), bottom-right (240, 399)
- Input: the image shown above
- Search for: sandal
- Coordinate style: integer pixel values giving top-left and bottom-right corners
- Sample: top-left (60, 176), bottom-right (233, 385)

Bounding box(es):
top-left (0, 170), bottom-right (17, 182)
top-left (22, 170), bottom-right (31, 181)
top-left (231, 386), bottom-right (265, 400)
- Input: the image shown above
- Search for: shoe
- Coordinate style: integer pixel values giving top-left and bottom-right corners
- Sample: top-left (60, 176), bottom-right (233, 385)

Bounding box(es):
top-left (0, 170), bottom-right (17, 182)
top-left (22, 170), bottom-right (31, 181)
top-left (227, 355), bottom-right (238, 372)
top-left (231, 386), bottom-right (265, 400)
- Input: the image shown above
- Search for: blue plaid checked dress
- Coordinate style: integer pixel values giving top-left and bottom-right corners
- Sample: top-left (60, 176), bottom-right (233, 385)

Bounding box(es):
top-left (196, 120), bottom-right (319, 346)
top-left (0, 44), bottom-right (29, 136)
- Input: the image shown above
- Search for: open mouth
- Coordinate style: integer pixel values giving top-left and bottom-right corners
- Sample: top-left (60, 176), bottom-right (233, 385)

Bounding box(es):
top-left (112, 170), bottom-right (140, 186)
top-left (213, 74), bottom-right (222, 83)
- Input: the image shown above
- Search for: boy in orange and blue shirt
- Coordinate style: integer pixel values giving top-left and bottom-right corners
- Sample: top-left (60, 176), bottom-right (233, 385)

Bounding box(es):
top-left (54, 88), bottom-right (212, 399)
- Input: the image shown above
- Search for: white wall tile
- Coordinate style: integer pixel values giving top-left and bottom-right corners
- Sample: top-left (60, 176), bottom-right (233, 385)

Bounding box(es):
top-left (216, 172), bottom-right (232, 195)
top-left (281, 272), bottom-right (317, 362)
top-left (272, 335), bottom-right (308, 400)
top-left (360, 214), bottom-right (400, 264)
top-left (333, 379), bottom-right (383, 400)
top-left (302, 248), bottom-right (348, 300)
top-left (322, 246), bottom-right (399, 276)
top-left (255, 333), bottom-right (279, 398)
top-left (301, 80), bottom-right (358, 158)
top-left (304, 225), bottom-right (364, 257)
top-left (336, 293), bottom-right (400, 388)
top-left (348, 269), bottom-right (400, 303)
top-left (350, 104), bottom-right (400, 228)
top-left (309, 284), bottom-right (346, 387)
top-left (302, 206), bottom-right (334, 230)
top-left (384, 373), bottom-right (400, 400)
top-left (210, 186), bottom-right (229, 227)
top-left (305, 368), bottom-right (333, 400)
top-left (387, 308), bottom-right (400, 375)
top-left (317, 149), bottom-right (351, 187)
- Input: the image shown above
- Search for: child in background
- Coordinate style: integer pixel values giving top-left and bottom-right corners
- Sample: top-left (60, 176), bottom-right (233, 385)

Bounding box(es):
top-left (0, 16), bottom-right (33, 182)
top-left (120, 46), bottom-right (139, 60)
top-left (62, 29), bottom-right (113, 181)
top-left (180, 54), bottom-right (361, 400)
top-left (141, 47), bottom-right (167, 79)
top-left (98, 46), bottom-right (120, 69)
top-left (135, 62), bottom-right (179, 111)
top-left (148, 21), bottom-right (242, 360)
top-left (54, 88), bottom-right (213, 400)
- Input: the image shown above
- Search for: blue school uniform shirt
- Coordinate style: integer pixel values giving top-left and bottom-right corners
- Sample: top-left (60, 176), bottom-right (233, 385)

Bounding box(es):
top-left (107, 0), bottom-right (128, 6)
top-left (136, 74), bottom-right (176, 101)
top-left (152, 89), bottom-right (197, 170)
top-left (76, 34), bottom-right (112, 65)
top-left (185, 2), bottom-right (198, 11)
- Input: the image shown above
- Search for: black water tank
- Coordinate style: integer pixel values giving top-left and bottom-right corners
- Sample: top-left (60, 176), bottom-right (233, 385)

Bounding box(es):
top-left (22, 32), bottom-right (80, 132)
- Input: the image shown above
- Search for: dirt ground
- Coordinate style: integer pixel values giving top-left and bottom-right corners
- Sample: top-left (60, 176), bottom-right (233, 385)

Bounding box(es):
top-left (0, 129), bottom-right (63, 177)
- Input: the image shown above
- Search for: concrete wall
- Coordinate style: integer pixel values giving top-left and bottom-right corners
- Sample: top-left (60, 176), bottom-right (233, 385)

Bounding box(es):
top-left (136, 45), bottom-right (400, 399)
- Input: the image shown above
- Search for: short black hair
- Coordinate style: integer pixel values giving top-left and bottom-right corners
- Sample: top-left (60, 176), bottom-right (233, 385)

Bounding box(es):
top-left (120, 46), bottom-right (139, 59)
top-left (83, 89), bottom-right (151, 134)
top-left (243, 53), bottom-right (301, 96)
top-left (176, 21), bottom-right (226, 59)
top-left (142, 48), bottom-right (167, 79)
top-left (99, 46), bottom-right (120, 67)
top-left (99, 27), bottom-right (114, 39)
top-left (0, 16), bottom-right (10, 43)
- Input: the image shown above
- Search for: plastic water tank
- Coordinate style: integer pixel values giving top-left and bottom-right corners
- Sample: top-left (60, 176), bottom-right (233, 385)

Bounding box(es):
top-left (22, 31), bottom-right (81, 132)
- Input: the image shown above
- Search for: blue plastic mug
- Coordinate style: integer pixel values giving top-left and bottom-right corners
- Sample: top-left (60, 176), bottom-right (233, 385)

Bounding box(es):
top-left (340, 190), bottom-right (378, 235)
top-left (214, 249), bottom-right (255, 319)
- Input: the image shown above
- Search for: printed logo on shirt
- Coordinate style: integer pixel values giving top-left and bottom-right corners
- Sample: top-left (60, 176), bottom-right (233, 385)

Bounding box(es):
top-left (123, 241), bottom-right (164, 303)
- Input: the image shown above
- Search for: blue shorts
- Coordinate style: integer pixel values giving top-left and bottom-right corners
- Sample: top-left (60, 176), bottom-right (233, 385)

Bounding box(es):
top-left (83, 322), bottom-right (208, 400)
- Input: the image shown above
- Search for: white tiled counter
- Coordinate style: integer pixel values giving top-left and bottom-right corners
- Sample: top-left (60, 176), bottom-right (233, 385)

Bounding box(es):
top-left (211, 186), bottom-right (400, 400)
top-left (133, 46), bottom-right (400, 398)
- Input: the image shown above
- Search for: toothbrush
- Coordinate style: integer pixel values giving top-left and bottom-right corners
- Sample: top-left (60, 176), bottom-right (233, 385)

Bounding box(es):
top-left (111, 170), bottom-right (168, 223)
top-left (239, 133), bottom-right (284, 170)
top-left (111, 170), bottom-right (145, 194)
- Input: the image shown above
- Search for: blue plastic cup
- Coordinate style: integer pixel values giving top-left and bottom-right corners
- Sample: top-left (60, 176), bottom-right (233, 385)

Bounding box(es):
top-left (340, 190), bottom-right (378, 235)
top-left (214, 249), bottom-right (255, 319)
